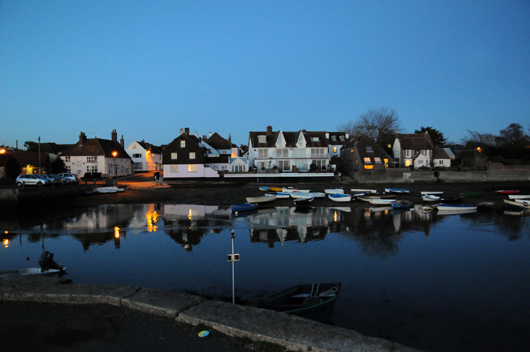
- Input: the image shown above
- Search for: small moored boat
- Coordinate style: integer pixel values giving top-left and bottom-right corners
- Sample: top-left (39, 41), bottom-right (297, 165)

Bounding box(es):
top-left (385, 188), bottom-right (409, 194)
top-left (421, 191), bottom-right (444, 195)
top-left (460, 192), bottom-right (482, 198)
top-left (369, 198), bottom-right (395, 205)
top-left (293, 196), bottom-right (314, 205)
top-left (391, 199), bottom-right (414, 209)
top-left (254, 283), bottom-right (341, 324)
top-left (496, 190), bottom-right (519, 194)
top-left (508, 194), bottom-right (530, 200)
top-left (328, 193), bottom-right (352, 202)
top-left (246, 195), bottom-right (277, 203)
top-left (422, 195), bottom-right (441, 202)
top-left (435, 203), bottom-right (477, 211)
top-left (324, 188), bottom-right (344, 195)
top-left (351, 188), bottom-right (377, 194)
top-left (231, 203), bottom-right (258, 212)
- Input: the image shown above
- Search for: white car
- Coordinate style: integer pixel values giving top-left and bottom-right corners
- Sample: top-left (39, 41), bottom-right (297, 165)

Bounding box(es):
top-left (57, 172), bottom-right (81, 184)
top-left (16, 174), bottom-right (52, 187)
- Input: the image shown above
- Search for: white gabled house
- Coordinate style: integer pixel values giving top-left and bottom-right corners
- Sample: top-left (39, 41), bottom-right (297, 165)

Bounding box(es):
top-left (126, 140), bottom-right (162, 172)
top-left (61, 130), bottom-right (133, 178)
top-left (392, 132), bottom-right (451, 168)
top-left (248, 126), bottom-right (348, 172)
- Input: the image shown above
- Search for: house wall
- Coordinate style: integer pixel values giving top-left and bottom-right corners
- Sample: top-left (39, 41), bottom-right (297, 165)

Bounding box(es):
top-left (163, 164), bottom-right (220, 179)
top-left (433, 158), bottom-right (451, 167)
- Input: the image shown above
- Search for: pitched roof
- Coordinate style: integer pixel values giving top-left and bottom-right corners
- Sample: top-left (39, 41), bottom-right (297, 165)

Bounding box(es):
top-left (9, 152), bottom-right (50, 166)
top-left (62, 138), bottom-right (129, 158)
top-left (396, 133), bottom-right (434, 150)
top-left (137, 141), bottom-right (163, 154)
top-left (248, 128), bottom-right (348, 148)
top-left (433, 147), bottom-right (451, 159)
top-left (203, 133), bottom-right (231, 150)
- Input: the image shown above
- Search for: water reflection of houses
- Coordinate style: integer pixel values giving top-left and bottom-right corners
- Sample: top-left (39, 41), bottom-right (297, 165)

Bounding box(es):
top-left (161, 204), bottom-right (231, 251)
top-left (244, 207), bottom-right (332, 247)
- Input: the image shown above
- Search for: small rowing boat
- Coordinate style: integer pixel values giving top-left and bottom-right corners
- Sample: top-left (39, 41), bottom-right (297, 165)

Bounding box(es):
top-left (246, 195), bottom-right (276, 203)
top-left (231, 203), bottom-right (258, 212)
top-left (328, 193), bottom-right (352, 202)
top-left (496, 190), bottom-right (519, 194)
top-left (385, 188), bottom-right (409, 194)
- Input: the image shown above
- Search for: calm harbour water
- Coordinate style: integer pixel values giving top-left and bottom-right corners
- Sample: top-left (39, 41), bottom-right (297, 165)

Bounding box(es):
top-left (2, 203), bottom-right (530, 352)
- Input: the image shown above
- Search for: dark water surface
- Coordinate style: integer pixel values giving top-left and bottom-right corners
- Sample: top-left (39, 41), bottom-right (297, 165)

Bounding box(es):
top-left (2, 203), bottom-right (530, 352)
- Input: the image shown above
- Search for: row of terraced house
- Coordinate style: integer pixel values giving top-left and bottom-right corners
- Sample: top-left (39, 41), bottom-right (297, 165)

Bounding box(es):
top-left (0, 126), bottom-right (453, 182)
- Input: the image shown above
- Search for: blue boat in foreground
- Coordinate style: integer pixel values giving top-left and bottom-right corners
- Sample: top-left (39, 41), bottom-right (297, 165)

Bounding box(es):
top-left (385, 188), bottom-right (410, 194)
top-left (231, 203), bottom-right (258, 212)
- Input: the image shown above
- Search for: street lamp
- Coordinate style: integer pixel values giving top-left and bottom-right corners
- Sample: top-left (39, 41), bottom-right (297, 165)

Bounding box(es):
top-left (112, 151), bottom-right (118, 185)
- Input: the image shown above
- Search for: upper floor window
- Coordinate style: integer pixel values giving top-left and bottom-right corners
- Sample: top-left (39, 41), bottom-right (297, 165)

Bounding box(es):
top-left (171, 153), bottom-right (178, 160)
top-left (374, 157), bottom-right (382, 164)
top-left (363, 157), bottom-right (372, 164)
top-left (311, 137), bottom-right (319, 142)
top-left (189, 152), bottom-right (196, 159)
top-left (64, 156), bottom-right (70, 162)
top-left (331, 135), bottom-right (337, 142)
top-left (133, 153), bottom-right (142, 158)
top-left (188, 164), bottom-right (197, 172)
top-left (180, 140), bottom-right (186, 148)
top-left (366, 146), bottom-right (373, 153)
top-left (132, 144), bottom-right (137, 149)
top-left (87, 156), bottom-right (97, 163)
top-left (277, 148), bottom-right (288, 158)
top-left (258, 135), bottom-right (266, 143)
top-left (339, 136), bottom-right (345, 142)
top-left (258, 148), bottom-right (267, 158)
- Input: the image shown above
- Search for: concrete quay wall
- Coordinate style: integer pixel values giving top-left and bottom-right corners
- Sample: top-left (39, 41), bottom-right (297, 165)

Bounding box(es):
top-left (352, 168), bottom-right (530, 183)
top-left (0, 275), bottom-right (422, 352)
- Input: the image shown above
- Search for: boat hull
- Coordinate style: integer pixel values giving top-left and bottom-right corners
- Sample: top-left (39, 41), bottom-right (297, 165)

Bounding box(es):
top-left (231, 203), bottom-right (258, 212)
top-left (246, 195), bottom-right (277, 203)
top-left (328, 194), bottom-right (352, 202)
top-left (255, 283), bottom-right (341, 324)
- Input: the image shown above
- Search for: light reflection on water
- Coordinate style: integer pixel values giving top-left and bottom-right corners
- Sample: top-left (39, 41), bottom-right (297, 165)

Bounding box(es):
top-left (1, 203), bottom-right (530, 352)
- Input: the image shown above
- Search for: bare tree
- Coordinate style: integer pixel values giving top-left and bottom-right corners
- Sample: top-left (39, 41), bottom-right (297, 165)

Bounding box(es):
top-left (338, 107), bottom-right (402, 141)
top-left (460, 130), bottom-right (497, 147)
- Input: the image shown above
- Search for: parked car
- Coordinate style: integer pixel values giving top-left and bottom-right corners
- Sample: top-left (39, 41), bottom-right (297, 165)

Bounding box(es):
top-left (16, 174), bottom-right (53, 187)
top-left (56, 172), bottom-right (81, 184)
top-left (41, 174), bottom-right (63, 185)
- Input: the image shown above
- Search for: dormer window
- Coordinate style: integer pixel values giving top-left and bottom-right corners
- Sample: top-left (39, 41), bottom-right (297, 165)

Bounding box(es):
top-left (339, 136), bottom-right (345, 142)
top-left (311, 137), bottom-right (319, 142)
top-left (331, 136), bottom-right (337, 142)
top-left (366, 146), bottom-right (373, 153)
top-left (181, 140), bottom-right (186, 148)
top-left (258, 135), bottom-right (266, 143)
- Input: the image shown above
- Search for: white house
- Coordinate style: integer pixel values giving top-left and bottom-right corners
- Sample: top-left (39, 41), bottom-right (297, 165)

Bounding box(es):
top-left (248, 126), bottom-right (348, 172)
top-left (392, 132), bottom-right (450, 168)
top-left (61, 130), bottom-right (133, 178)
top-left (126, 140), bottom-right (162, 172)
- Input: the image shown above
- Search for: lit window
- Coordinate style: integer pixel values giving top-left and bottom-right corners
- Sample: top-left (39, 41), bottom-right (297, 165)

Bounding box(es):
top-left (171, 153), bottom-right (178, 160)
top-left (181, 140), bottom-right (186, 148)
top-left (363, 157), bottom-right (372, 164)
top-left (132, 145), bottom-right (137, 149)
top-left (171, 165), bottom-right (178, 173)
top-left (374, 157), bottom-right (382, 164)
top-left (189, 152), bottom-right (195, 159)
top-left (364, 165), bottom-right (374, 170)
top-left (333, 147), bottom-right (337, 153)
top-left (188, 164), bottom-right (197, 172)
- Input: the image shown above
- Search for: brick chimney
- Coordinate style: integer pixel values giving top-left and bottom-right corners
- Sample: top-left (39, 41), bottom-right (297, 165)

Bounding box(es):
top-left (266, 125), bottom-right (273, 135)
top-left (120, 135), bottom-right (124, 148)
top-left (79, 132), bottom-right (86, 146)
top-left (185, 127), bottom-right (190, 135)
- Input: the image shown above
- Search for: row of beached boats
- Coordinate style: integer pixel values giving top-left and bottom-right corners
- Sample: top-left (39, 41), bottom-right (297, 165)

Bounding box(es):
top-left (231, 186), bottom-right (530, 214)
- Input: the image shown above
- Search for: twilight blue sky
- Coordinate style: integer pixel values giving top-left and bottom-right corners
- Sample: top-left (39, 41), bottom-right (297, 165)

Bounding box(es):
top-left (1, 0), bottom-right (529, 148)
